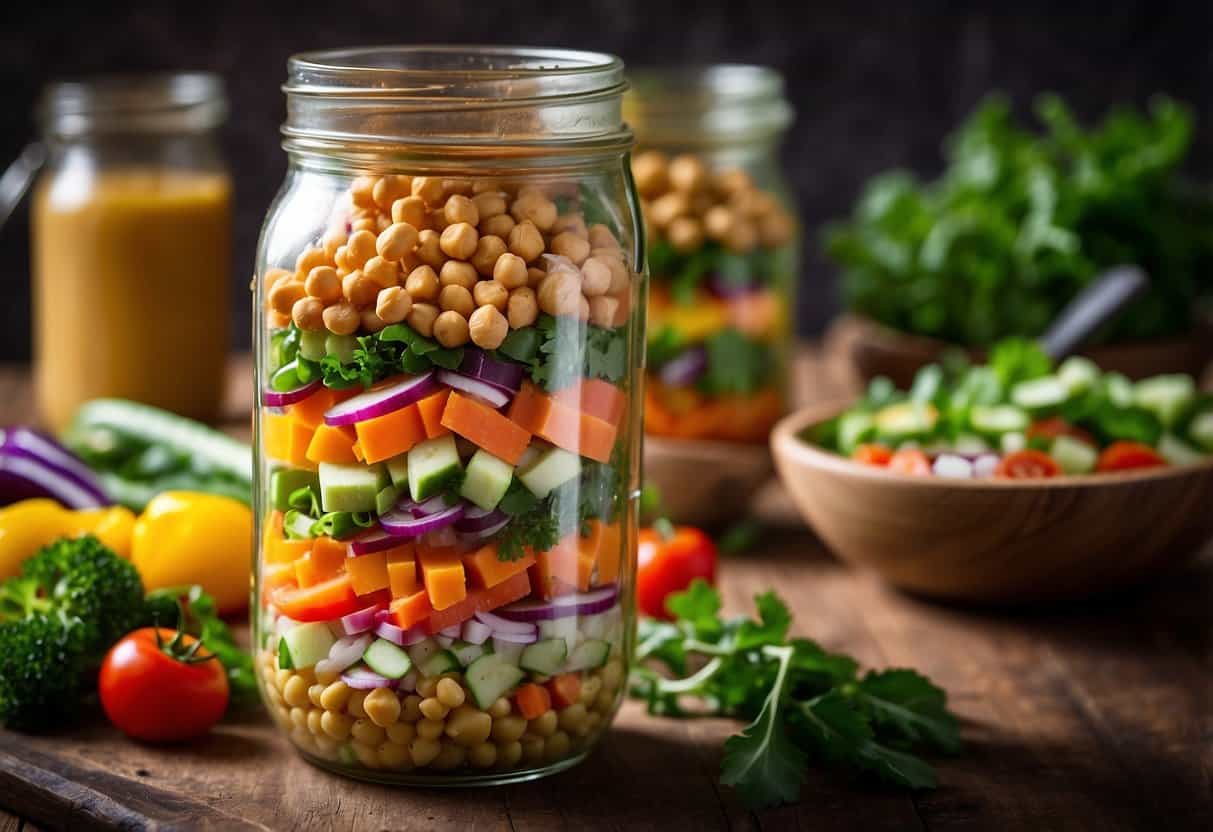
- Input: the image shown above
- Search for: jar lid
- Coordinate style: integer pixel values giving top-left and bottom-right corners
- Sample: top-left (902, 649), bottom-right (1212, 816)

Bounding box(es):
top-left (39, 73), bottom-right (227, 137)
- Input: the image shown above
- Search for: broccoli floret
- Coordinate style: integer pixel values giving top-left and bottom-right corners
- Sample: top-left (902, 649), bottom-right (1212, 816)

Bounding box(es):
top-left (0, 615), bottom-right (90, 730)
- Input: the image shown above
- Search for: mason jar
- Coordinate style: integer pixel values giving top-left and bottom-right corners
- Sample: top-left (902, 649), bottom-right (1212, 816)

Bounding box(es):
top-left (625, 65), bottom-right (798, 444)
top-left (28, 74), bottom-right (231, 431)
top-left (252, 46), bottom-right (642, 785)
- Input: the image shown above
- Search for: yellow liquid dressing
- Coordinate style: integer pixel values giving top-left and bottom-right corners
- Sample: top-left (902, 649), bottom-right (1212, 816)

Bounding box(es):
top-left (32, 168), bottom-right (232, 431)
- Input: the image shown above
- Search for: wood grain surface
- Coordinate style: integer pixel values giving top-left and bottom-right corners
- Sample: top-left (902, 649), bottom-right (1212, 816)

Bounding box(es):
top-left (0, 351), bottom-right (1209, 831)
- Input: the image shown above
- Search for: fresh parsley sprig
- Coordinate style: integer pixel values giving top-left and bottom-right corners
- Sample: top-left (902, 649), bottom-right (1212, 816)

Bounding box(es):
top-left (630, 580), bottom-right (960, 810)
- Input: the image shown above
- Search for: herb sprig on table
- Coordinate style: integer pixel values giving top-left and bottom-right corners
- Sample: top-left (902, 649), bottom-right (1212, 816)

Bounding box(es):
top-left (630, 580), bottom-right (960, 810)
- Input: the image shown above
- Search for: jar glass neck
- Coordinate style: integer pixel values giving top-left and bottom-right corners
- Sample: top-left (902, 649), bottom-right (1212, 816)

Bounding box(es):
top-left (40, 73), bottom-right (227, 140)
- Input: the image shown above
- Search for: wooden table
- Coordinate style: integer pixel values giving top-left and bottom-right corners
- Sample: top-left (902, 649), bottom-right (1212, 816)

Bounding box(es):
top-left (1, 354), bottom-right (1210, 831)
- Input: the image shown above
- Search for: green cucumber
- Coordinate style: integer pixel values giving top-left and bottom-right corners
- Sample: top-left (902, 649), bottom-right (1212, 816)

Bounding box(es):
top-left (1057, 356), bottom-right (1100, 395)
top-left (1011, 376), bottom-right (1068, 411)
top-left (299, 329), bottom-right (329, 362)
top-left (326, 334), bottom-right (358, 364)
top-left (418, 649), bottom-right (461, 678)
top-left (519, 639), bottom-right (568, 675)
top-left (1001, 432), bottom-right (1027, 454)
top-left (518, 447), bottom-right (580, 498)
top-left (1102, 372), bottom-right (1135, 409)
top-left (1050, 436), bottom-right (1098, 474)
top-left (279, 623), bottom-right (335, 670)
top-left (362, 638), bottom-right (413, 679)
top-left (407, 435), bottom-right (462, 500)
top-left (537, 618), bottom-right (578, 657)
top-left (837, 411), bottom-right (876, 454)
top-left (1188, 410), bottom-right (1213, 452)
top-left (874, 402), bottom-right (938, 442)
top-left (385, 454), bottom-right (409, 489)
top-left (282, 510), bottom-right (316, 539)
top-left (1158, 434), bottom-right (1207, 466)
top-left (565, 639), bottom-right (610, 672)
top-left (319, 462), bottom-right (389, 513)
top-left (464, 654), bottom-right (526, 709)
top-left (406, 638), bottom-right (441, 667)
top-left (450, 641), bottom-right (487, 667)
top-left (460, 449), bottom-right (514, 510)
top-left (1134, 375), bottom-right (1196, 429)
top-left (277, 638), bottom-right (293, 669)
top-left (970, 405), bottom-right (1030, 435)
top-left (271, 469), bottom-right (320, 512)
top-left (375, 484), bottom-right (402, 516)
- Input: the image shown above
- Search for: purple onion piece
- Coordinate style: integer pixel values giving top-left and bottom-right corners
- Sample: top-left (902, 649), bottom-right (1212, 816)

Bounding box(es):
top-left (262, 380), bottom-right (322, 408)
top-left (436, 370), bottom-right (512, 409)
top-left (339, 604), bottom-right (384, 635)
top-left (659, 347), bottom-right (708, 388)
top-left (324, 372), bottom-right (438, 426)
top-left (495, 585), bottom-right (621, 622)
top-left (341, 665), bottom-right (399, 690)
top-left (459, 348), bottom-right (524, 392)
top-left (380, 502), bottom-right (465, 537)
top-left (0, 427), bottom-right (109, 508)
top-left (474, 609), bottom-right (537, 636)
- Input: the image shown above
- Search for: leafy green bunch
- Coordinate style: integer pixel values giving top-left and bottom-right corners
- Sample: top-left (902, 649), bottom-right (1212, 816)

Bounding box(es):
top-left (631, 581), bottom-right (960, 810)
top-left (826, 93), bottom-right (1213, 345)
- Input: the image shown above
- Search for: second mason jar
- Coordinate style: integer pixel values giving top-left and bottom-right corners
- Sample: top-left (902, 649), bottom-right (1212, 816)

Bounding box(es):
top-left (253, 47), bottom-right (642, 785)
top-left (626, 66), bottom-right (798, 444)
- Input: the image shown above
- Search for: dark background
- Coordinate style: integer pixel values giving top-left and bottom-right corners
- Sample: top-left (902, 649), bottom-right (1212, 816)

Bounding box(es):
top-left (2, 0), bottom-right (1210, 360)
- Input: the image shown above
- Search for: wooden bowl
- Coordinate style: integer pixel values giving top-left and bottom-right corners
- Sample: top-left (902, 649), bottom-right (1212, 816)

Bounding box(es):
top-left (826, 313), bottom-right (1213, 391)
top-left (770, 402), bottom-right (1213, 604)
top-left (644, 436), bottom-right (772, 528)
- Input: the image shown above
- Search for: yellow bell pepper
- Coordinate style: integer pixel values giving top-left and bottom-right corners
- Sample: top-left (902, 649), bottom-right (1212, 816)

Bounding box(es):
top-left (131, 491), bottom-right (252, 615)
top-left (0, 499), bottom-right (137, 580)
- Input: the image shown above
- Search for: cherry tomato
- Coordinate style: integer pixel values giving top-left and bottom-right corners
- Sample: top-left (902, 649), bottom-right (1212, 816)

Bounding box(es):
top-left (100, 627), bottom-right (229, 743)
top-left (636, 524), bottom-right (717, 620)
top-left (995, 449), bottom-right (1061, 478)
top-left (271, 574), bottom-right (360, 622)
top-left (851, 443), bottom-right (894, 466)
top-left (1026, 417), bottom-right (1095, 446)
top-left (1096, 441), bottom-right (1166, 472)
top-left (887, 448), bottom-right (932, 476)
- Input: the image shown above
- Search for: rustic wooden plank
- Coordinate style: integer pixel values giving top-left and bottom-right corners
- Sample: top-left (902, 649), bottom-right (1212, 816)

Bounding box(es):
top-left (0, 810), bottom-right (20, 832)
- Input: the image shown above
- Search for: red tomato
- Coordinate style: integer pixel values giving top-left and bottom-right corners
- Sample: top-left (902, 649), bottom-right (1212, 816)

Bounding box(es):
top-left (851, 443), bottom-right (894, 466)
top-left (636, 525), bottom-right (717, 620)
top-left (887, 448), bottom-right (931, 476)
top-left (1026, 417), bottom-right (1095, 446)
top-left (995, 449), bottom-right (1061, 479)
top-left (1096, 441), bottom-right (1166, 472)
top-left (100, 627), bottom-right (229, 743)
top-left (271, 574), bottom-right (361, 622)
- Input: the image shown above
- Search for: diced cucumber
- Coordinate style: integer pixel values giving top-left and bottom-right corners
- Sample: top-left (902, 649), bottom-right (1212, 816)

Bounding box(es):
top-left (299, 329), bottom-right (329, 362)
top-left (375, 484), bottom-right (402, 516)
top-left (519, 639), bottom-right (568, 675)
top-left (1011, 376), bottom-right (1068, 411)
top-left (874, 402), bottom-right (938, 442)
top-left (1001, 432), bottom-right (1027, 454)
top-left (1057, 356), bottom-right (1100, 395)
top-left (1189, 410), bottom-right (1213, 452)
top-left (279, 622), bottom-right (335, 670)
top-left (1102, 372), bottom-right (1135, 409)
top-left (1158, 434), bottom-right (1207, 466)
top-left (952, 433), bottom-right (991, 455)
top-left (580, 613), bottom-right (606, 641)
top-left (406, 638), bottom-right (440, 667)
top-left (319, 462), bottom-right (389, 513)
top-left (362, 638), bottom-right (413, 679)
top-left (465, 654), bottom-right (526, 709)
top-left (565, 639), bottom-right (610, 672)
top-left (1050, 435), bottom-right (1098, 474)
top-left (537, 617), bottom-right (578, 656)
top-left (490, 637), bottom-right (525, 666)
top-left (450, 641), bottom-right (486, 667)
top-left (1134, 375), bottom-right (1196, 429)
top-left (283, 510), bottom-right (316, 539)
top-left (518, 447), bottom-right (581, 498)
top-left (932, 454), bottom-right (973, 478)
top-left (270, 468), bottom-right (320, 512)
top-left (970, 405), bottom-right (1030, 436)
top-left (837, 411), bottom-right (876, 454)
top-left (326, 334), bottom-right (358, 364)
top-left (461, 449), bottom-right (514, 510)
top-left (407, 435), bottom-right (462, 501)
top-left (418, 649), bottom-right (461, 678)
top-left (385, 454), bottom-right (409, 489)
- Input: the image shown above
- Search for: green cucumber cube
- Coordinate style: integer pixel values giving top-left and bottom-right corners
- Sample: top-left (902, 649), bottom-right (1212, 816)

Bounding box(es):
top-left (1102, 372), bottom-right (1135, 409)
top-left (1134, 375), bottom-right (1196, 429)
top-left (318, 462), bottom-right (389, 513)
top-left (837, 411), bottom-right (876, 455)
top-left (1158, 434), bottom-right (1207, 466)
top-left (279, 623), bottom-right (335, 671)
top-left (1011, 376), bottom-right (1068, 411)
top-left (270, 469), bottom-right (320, 512)
top-left (418, 649), bottom-right (460, 678)
top-left (1050, 435), bottom-right (1098, 474)
top-left (565, 639), bottom-right (610, 672)
top-left (1057, 356), bottom-right (1100, 395)
top-left (385, 453), bottom-right (409, 489)
top-left (407, 435), bottom-right (462, 501)
top-left (518, 447), bottom-right (580, 498)
top-left (375, 484), bottom-right (402, 516)
top-left (326, 334), bottom-right (358, 364)
top-left (450, 641), bottom-right (486, 667)
top-left (362, 638), bottom-right (413, 679)
top-left (465, 654), bottom-right (525, 709)
top-left (299, 329), bottom-right (329, 362)
top-left (519, 639), bottom-right (568, 675)
top-left (461, 449), bottom-right (514, 510)
top-left (970, 405), bottom-right (1029, 436)
top-left (874, 402), bottom-right (938, 442)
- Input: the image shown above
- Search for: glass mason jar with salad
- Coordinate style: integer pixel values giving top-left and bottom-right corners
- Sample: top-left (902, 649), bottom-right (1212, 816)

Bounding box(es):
top-left (253, 47), bottom-right (642, 784)
top-left (626, 66), bottom-right (798, 443)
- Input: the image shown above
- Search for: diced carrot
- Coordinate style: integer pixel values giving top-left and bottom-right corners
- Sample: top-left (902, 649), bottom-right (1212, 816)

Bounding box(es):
top-left (593, 521), bottom-right (624, 585)
top-left (530, 534), bottom-right (581, 599)
top-left (415, 389), bottom-right (452, 438)
top-left (547, 673), bottom-right (582, 708)
top-left (416, 546), bottom-right (467, 611)
top-left (508, 382), bottom-right (617, 463)
top-left (441, 391), bottom-right (531, 464)
top-left (311, 536), bottom-right (349, 574)
top-left (553, 378), bottom-right (627, 428)
top-left (272, 574), bottom-right (360, 622)
top-left (574, 411), bottom-right (617, 464)
top-left (352, 440), bottom-right (365, 462)
top-left (263, 560), bottom-right (297, 592)
top-left (306, 423), bottom-right (359, 464)
top-left (347, 550), bottom-right (390, 596)
top-left (289, 387), bottom-right (358, 430)
top-left (264, 412), bottom-right (316, 469)
top-left (461, 543), bottom-right (536, 589)
top-left (389, 589), bottom-right (433, 630)
top-left (514, 683), bottom-right (551, 720)
top-left (424, 569), bottom-right (531, 634)
top-left (353, 404), bottom-right (426, 464)
top-left (295, 550), bottom-right (341, 588)
top-left (577, 523), bottom-right (604, 586)
top-left (263, 512), bottom-right (310, 564)
top-left (387, 559), bottom-right (418, 598)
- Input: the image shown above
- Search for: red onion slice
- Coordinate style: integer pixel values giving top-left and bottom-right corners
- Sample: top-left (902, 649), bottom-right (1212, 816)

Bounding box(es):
top-left (339, 604), bottom-right (384, 635)
top-left (474, 609), bottom-right (538, 636)
top-left (436, 370), bottom-right (511, 409)
top-left (459, 348), bottom-right (524, 392)
top-left (341, 665), bottom-right (399, 690)
top-left (455, 508), bottom-right (508, 533)
top-left (0, 451), bottom-right (108, 509)
top-left (455, 518), bottom-right (510, 547)
top-left (324, 373), bottom-right (438, 426)
top-left (316, 633), bottom-right (372, 675)
top-left (349, 529), bottom-right (399, 556)
top-left (409, 495), bottom-right (452, 516)
top-left (461, 619), bottom-right (492, 645)
top-left (380, 502), bottom-right (464, 537)
top-left (489, 628), bottom-right (539, 645)
top-left (496, 585), bottom-right (620, 621)
top-left (1, 427), bottom-right (109, 505)
top-left (434, 634), bottom-right (455, 648)
top-left (375, 619), bottom-right (429, 647)
top-left (262, 380), bottom-right (322, 408)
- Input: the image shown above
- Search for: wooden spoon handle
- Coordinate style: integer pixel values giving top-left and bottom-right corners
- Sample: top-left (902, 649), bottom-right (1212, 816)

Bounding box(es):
top-left (1038, 265), bottom-right (1148, 360)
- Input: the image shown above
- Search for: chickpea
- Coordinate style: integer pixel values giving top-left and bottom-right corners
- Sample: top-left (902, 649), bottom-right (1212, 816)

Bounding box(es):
top-left (480, 213), bottom-right (515, 238)
top-left (387, 721), bottom-right (416, 746)
top-left (364, 687), bottom-right (403, 728)
top-left (759, 210), bottom-right (795, 247)
top-left (648, 191), bottom-right (689, 229)
top-left (544, 730), bottom-right (571, 761)
top-left (351, 215), bottom-right (377, 234)
top-left (601, 255), bottom-right (631, 294)
top-left (529, 710), bottom-right (558, 738)
top-left (579, 257), bottom-right (613, 297)
top-left (322, 228), bottom-right (348, 260)
top-left (428, 208), bottom-right (449, 233)
top-left (471, 191), bottom-right (507, 220)
top-left (471, 279), bottom-right (509, 311)
top-left (321, 710), bottom-right (352, 741)
top-left (404, 265), bottom-right (440, 302)
top-left (375, 221), bottom-right (419, 262)
top-left (269, 279), bottom-right (305, 315)
top-left (418, 696), bottom-right (449, 722)
top-left (488, 697), bottom-right (512, 719)
top-left (508, 220), bottom-right (546, 262)
top-left (588, 295), bottom-right (619, 329)
top-left (319, 681), bottom-right (351, 712)
top-left (491, 715), bottom-right (527, 744)
top-left (507, 287), bottom-right (539, 329)
top-left (472, 178), bottom-right (502, 194)
top-left (498, 740), bottom-right (523, 768)
top-left (350, 175), bottom-right (376, 207)
top-left (392, 195), bottom-right (428, 229)
top-left (362, 256), bottom-right (399, 290)
top-left (433, 310), bottom-right (470, 347)
top-left (434, 677), bottom-right (466, 709)
top-left (439, 284), bottom-right (475, 318)
top-left (341, 270), bottom-right (377, 305)
top-left (345, 229), bottom-right (378, 268)
top-left (527, 267), bottom-right (547, 287)
top-left (295, 247), bottom-right (328, 278)
top-left (303, 265), bottom-right (341, 303)
top-left (550, 231), bottom-right (591, 265)
top-left (492, 252), bottom-right (529, 290)
top-left (307, 708), bottom-right (324, 735)
top-left (715, 167), bottom-right (754, 195)
top-left (442, 193), bottom-right (480, 227)
top-left (520, 734), bottom-right (545, 763)
top-left (703, 205), bottom-right (734, 240)
top-left (538, 270), bottom-right (582, 317)
top-left (557, 703), bottom-right (589, 736)
top-left (667, 216), bottom-right (705, 253)
top-left (283, 675), bottom-right (310, 708)
top-left (439, 260), bottom-right (479, 290)
top-left (668, 154), bottom-right (709, 193)
top-left (632, 150), bottom-right (670, 198)
top-left (468, 305), bottom-right (508, 350)
top-left (378, 741), bottom-right (411, 769)
top-left (359, 308), bottom-right (386, 332)
top-left (323, 302), bottom-right (360, 335)
top-left (407, 303), bottom-right (440, 338)
top-left (411, 176), bottom-right (446, 205)
top-left (400, 695), bottom-right (423, 723)
top-left (443, 178), bottom-right (473, 196)
top-left (600, 659), bottom-right (624, 693)
top-left (373, 174), bottom-right (412, 210)
top-left (468, 742), bottom-right (497, 768)
top-left (352, 717), bottom-right (387, 746)
top-left (510, 191), bottom-right (557, 232)
top-left (375, 286), bottom-right (413, 324)
top-left (416, 717), bottom-right (445, 741)
top-left (587, 223), bottom-right (620, 250)
top-left (333, 245), bottom-right (355, 273)
top-left (409, 736), bottom-right (442, 767)
top-left (724, 220), bottom-right (758, 253)
top-left (416, 229), bottom-right (446, 268)
top-left (431, 740), bottom-right (466, 771)
top-left (553, 213), bottom-right (588, 239)
top-left (439, 222), bottom-right (479, 260)
top-left (445, 705), bottom-right (493, 747)
top-left (470, 235), bottom-right (508, 277)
